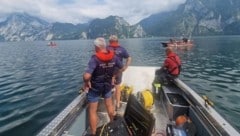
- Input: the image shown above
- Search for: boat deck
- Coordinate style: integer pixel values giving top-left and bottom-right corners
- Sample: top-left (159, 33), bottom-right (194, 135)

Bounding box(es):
top-left (63, 66), bottom-right (171, 136)
top-left (63, 93), bottom-right (169, 136)
top-left (37, 66), bottom-right (240, 136)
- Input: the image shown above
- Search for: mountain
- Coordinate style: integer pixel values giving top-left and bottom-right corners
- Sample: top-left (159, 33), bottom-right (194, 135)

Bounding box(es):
top-left (0, 13), bottom-right (51, 41)
top-left (88, 16), bottom-right (129, 39)
top-left (139, 0), bottom-right (240, 36)
top-left (0, 13), bottom-right (144, 41)
top-left (49, 22), bottom-right (88, 40)
top-left (88, 16), bottom-right (145, 39)
top-left (1, 0), bottom-right (240, 41)
top-left (0, 13), bottom-right (90, 41)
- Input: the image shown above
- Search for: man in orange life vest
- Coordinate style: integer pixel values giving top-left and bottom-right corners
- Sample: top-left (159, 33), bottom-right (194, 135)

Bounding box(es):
top-left (107, 35), bottom-right (131, 110)
top-left (83, 37), bottom-right (124, 135)
top-left (156, 47), bottom-right (181, 84)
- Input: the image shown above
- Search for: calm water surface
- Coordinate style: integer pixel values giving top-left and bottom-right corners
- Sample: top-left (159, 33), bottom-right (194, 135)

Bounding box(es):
top-left (0, 36), bottom-right (239, 135)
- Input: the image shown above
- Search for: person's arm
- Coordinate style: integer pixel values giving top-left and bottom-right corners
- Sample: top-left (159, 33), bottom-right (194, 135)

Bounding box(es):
top-left (163, 58), bottom-right (169, 70)
top-left (112, 57), bottom-right (124, 85)
top-left (122, 47), bottom-right (131, 71)
top-left (82, 56), bottom-right (96, 91)
top-left (123, 56), bottom-right (131, 71)
top-left (83, 72), bottom-right (91, 91)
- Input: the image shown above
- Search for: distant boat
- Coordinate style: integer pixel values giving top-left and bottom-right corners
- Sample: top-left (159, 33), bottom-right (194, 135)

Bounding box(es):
top-left (162, 38), bottom-right (193, 48)
top-left (48, 41), bottom-right (57, 46)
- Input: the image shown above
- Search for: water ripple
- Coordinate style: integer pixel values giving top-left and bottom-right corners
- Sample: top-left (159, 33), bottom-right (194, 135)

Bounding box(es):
top-left (0, 38), bottom-right (240, 135)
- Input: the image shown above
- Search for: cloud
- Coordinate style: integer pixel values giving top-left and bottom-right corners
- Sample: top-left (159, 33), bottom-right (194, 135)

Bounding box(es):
top-left (0, 0), bottom-right (186, 25)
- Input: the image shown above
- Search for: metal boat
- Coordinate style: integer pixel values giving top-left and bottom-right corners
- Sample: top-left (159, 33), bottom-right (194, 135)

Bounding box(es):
top-left (161, 41), bottom-right (193, 47)
top-left (37, 66), bottom-right (240, 136)
top-left (161, 38), bottom-right (193, 48)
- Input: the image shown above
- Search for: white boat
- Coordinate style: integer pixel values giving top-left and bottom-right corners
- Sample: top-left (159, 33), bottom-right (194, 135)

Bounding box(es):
top-left (37, 66), bottom-right (240, 136)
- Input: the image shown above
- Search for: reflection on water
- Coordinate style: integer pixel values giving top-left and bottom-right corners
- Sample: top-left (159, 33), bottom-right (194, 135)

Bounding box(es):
top-left (0, 36), bottom-right (240, 135)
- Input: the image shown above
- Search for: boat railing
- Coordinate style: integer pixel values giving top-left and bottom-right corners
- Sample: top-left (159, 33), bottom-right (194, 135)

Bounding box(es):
top-left (37, 92), bottom-right (87, 136)
top-left (174, 78), bottom-right (240, 136)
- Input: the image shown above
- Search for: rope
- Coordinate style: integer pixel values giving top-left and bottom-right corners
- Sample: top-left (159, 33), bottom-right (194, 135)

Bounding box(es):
top-left (99, 123), bottom-right (107, 136)
top-left (154, 130), bottom-right (166, 136)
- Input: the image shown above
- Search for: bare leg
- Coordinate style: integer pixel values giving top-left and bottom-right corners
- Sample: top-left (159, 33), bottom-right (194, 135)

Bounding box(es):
top-left (88, 102), bottom-right (98, 135)
top-left (104, 97), bottom-right (115, 121)
top-left (115, 84), bottom-right (121, 108)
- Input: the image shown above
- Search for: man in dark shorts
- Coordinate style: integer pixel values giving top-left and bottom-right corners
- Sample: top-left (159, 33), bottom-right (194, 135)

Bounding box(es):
top-left (107, 35), bottom-right (131, 110)
top-left (83, 37), bottom-right (124, 135)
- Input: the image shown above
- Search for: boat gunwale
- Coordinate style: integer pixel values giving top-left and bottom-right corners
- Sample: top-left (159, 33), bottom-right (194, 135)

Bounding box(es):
top-left (174, 78), bottom-right (239, 136)
top-left (36, 92), bottom-right (87, 136)
top-left (36, 66), bottom-right (240, 136)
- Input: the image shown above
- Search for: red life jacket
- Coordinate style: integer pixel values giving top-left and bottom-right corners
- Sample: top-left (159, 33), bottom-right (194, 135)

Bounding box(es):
top-left (95, 50), bottom-right (114, 62)
top-left (109, 41), bottom-right (119, 47)
top-left (164, 52), bottom-right (181, 76)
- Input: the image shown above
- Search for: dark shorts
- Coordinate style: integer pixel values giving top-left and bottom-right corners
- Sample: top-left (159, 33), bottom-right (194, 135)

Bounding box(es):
top-left (115, 73), bottom-right (122, 85)
top-left (155, 68), bottom-right (178, 84)
top-left (87, 83), bottom-right (113, 103)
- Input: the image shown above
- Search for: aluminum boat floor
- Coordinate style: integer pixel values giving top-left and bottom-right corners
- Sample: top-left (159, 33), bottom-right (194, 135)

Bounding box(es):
top-left (63, 94), bottom-right (169, 136)
top-left (38, 66), bottom-right (240, 136)
top-left (151, 97), bottom-right (169, 135)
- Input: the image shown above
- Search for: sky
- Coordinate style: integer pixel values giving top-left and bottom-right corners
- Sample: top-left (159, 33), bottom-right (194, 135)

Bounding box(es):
top-left (0, 0), bottom-right (186, 25)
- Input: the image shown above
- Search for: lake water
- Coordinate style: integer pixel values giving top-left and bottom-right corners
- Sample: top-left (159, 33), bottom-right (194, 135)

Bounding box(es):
top-left (0, 36), bottom-right (239, 135)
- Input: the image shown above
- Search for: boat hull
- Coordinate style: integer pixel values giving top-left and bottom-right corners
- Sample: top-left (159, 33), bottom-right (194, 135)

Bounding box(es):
top-left (161, 42), bottom-right (193, 48)
top-left (37, 66), bottom-right (240, 136)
